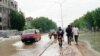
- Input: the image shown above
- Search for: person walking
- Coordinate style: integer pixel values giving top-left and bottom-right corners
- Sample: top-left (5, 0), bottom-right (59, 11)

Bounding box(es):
top-left (57, 27), bottom-right (64, 47)
top-left (66, 25), bottom-right (73, 45)
top-left (72, 26), bottom-right (79, 45)
top-left (71, 25), bottom-right (74, 41)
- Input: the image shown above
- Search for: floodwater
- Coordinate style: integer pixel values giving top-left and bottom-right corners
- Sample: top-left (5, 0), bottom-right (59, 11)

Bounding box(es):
top-left (0, 35), bottom-right (53, 56)
top-left (0, 34), bottom-right (83, 56)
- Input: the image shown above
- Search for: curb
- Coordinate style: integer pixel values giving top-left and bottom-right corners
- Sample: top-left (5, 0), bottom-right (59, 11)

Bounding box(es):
top-left (38, 40), bottom-right (54, 56)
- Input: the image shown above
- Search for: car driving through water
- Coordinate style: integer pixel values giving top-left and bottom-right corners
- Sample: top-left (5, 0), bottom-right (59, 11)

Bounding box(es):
top-left (21, 29), bottom-right (41, 44)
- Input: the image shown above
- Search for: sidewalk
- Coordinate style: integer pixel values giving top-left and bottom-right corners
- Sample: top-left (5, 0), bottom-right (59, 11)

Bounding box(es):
top-left (59, 42), bottom-right (82, 56)
top-left (41, 40), bottom-right (82, 56)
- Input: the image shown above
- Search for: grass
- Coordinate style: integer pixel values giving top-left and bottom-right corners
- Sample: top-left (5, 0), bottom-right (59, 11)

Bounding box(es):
top-left (79, 31), bottom-right (100, 53)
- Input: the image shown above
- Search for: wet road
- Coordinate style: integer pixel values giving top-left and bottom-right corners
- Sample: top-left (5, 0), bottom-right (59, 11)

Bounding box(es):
top-left (41, 39), bottom-right (82, 56)
top-left (0, 34), bottom-right (54, 56)
top-left (0, 34), bottom-right (83, 56)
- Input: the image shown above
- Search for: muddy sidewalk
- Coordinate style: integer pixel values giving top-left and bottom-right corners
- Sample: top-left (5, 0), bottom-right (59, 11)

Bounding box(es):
top-left (76, 41), bottom-right (99, 56)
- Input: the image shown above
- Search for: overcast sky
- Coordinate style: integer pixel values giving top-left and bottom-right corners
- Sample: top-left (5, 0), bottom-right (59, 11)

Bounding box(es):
top-left (15, 0), bottom-right (100, 27)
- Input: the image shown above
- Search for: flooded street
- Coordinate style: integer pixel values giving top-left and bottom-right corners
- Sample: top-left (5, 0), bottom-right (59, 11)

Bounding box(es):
top-left (0, 34), bottom-right (82, 56)
top-left (0, 34), bottom-right (97, 56)
top-left (0, 34), bottom-right (53, 56)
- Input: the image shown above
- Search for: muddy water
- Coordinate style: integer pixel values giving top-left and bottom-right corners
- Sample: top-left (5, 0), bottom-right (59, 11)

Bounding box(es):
top-left (0, 39), bottom-right (17, 56)
top-left (0, 35), bottom-right (52, 56)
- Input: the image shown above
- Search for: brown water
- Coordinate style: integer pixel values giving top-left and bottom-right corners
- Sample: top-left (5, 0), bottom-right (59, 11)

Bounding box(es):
top-left (0, 35), bottom-right (52, 56)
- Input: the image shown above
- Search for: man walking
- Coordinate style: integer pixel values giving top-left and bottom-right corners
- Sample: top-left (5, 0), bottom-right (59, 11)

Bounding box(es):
top-left (66, 25), bottom-right (73, 45)
top-left (72, 26), bottom-right (79, 45)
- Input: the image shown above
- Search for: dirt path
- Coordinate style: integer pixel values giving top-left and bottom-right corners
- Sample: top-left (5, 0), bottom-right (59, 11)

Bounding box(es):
top-left (61, 42), bottom-right (82, 56)
top-left (61, 41), bottom-right (99, 56)
top-left (76, 41), bottom-right (98, 56)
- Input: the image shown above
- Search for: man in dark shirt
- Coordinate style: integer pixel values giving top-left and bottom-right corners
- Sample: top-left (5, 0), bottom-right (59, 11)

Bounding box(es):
top-left (66, 25), bottom-right (73, 45)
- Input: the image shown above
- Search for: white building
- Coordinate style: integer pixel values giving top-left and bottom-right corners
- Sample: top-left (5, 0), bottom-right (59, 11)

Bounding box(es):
top-left (0, 0), bottom-right (17, 30)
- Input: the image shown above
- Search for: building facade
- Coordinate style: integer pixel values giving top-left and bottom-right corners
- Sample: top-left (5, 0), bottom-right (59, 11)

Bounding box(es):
top-left (0, 0), bottom-right (17, 30)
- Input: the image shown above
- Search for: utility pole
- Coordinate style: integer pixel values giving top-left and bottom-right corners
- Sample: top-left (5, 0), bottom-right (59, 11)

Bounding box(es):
top-left (1, 7), bottom-right (3, 30)
top-left (60, 3), bottom-right (63, 28)
top-left (55, 0), bottom-right (66, 28)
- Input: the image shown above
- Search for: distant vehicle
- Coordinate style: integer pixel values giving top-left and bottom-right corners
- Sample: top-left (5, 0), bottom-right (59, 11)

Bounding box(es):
top-left (48, 29), bottom-right (57, 39)
top-left (21, 29), bottom-right (41, 44)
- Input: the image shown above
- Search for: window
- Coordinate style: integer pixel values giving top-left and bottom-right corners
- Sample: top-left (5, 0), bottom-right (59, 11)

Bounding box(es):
top-left (15, 5), bottom-right (17, 9)
top-left (0, 7), bottom-right (2, 13)
top-left (0, 26), bottom-right (2, 30)
top-left (0, 17), bottom-right (1, 22)
top-left (11, 2), bottom-right (13, 5)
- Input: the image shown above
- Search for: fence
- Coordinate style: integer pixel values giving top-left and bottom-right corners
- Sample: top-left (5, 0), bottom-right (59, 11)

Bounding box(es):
top-left (0, 30), bottom-right (22, 38)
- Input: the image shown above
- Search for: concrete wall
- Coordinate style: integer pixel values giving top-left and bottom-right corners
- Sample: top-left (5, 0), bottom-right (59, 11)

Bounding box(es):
top-left (0, 30), bottom-right (21, 37)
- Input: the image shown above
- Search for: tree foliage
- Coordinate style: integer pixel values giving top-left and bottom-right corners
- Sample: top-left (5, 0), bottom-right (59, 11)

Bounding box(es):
top-left (9, 10), bottom-right (25, 31)
top-left (71, 8), bottom-right (100, 31)
top-left (31, 17), bottom-right (57, 33)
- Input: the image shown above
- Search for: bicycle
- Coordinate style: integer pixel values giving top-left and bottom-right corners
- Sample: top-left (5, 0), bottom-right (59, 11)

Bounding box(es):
top-left (58, 35), bottom-right (63, 47)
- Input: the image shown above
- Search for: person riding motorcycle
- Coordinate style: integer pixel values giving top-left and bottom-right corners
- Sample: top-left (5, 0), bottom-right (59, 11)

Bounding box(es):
top-left (57, 27), bottom-right (64, 47)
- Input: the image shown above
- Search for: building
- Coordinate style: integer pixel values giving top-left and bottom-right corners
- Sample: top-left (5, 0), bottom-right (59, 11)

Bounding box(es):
top-left (0, 0), bottom-right (17, 30)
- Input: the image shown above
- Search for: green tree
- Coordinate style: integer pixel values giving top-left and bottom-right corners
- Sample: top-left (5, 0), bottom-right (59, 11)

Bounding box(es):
top-left (71, 7), bottom-right (100, 31)
top-left (9, 10), bottom-right (25, 31)
top-left (93, 8), bottom-right (100, 28)
top-left (31, 17), bottom-right (57, 33)
top-left (84, 12), bottom-right (95, 30)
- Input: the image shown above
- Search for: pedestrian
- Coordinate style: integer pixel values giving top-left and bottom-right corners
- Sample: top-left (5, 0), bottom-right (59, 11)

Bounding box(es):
top-left (48, 32), bottom-right (52, 39)
top-left (66, 25), bottom-right (73, 45)
top-left (71, 25), bottom-right (74, 41)
top-left (57, 27), bottom-right (64, 47)
top-left (53, 31), bottom-right (58, 40)
top-left (72, 26), bottom-right (79, 45)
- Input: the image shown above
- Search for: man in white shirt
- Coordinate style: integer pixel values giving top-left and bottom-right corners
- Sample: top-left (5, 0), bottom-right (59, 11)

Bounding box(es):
top-left (72, 26), bottom-right (79, 45)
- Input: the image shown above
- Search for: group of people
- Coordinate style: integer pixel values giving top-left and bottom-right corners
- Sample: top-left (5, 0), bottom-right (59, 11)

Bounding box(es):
top-left (49, 25), bottom-right (79, 47)
top-left (65, 25), bottom-right (79, 45)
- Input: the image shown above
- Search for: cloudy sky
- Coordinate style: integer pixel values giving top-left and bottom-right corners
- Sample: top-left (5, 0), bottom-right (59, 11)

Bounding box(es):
top-left (15, 0), bottom-right (100, 27)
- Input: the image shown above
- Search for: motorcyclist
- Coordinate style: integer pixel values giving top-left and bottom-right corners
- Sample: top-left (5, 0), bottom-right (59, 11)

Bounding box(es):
top-left (57, 27), bottom-right (64, 47)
